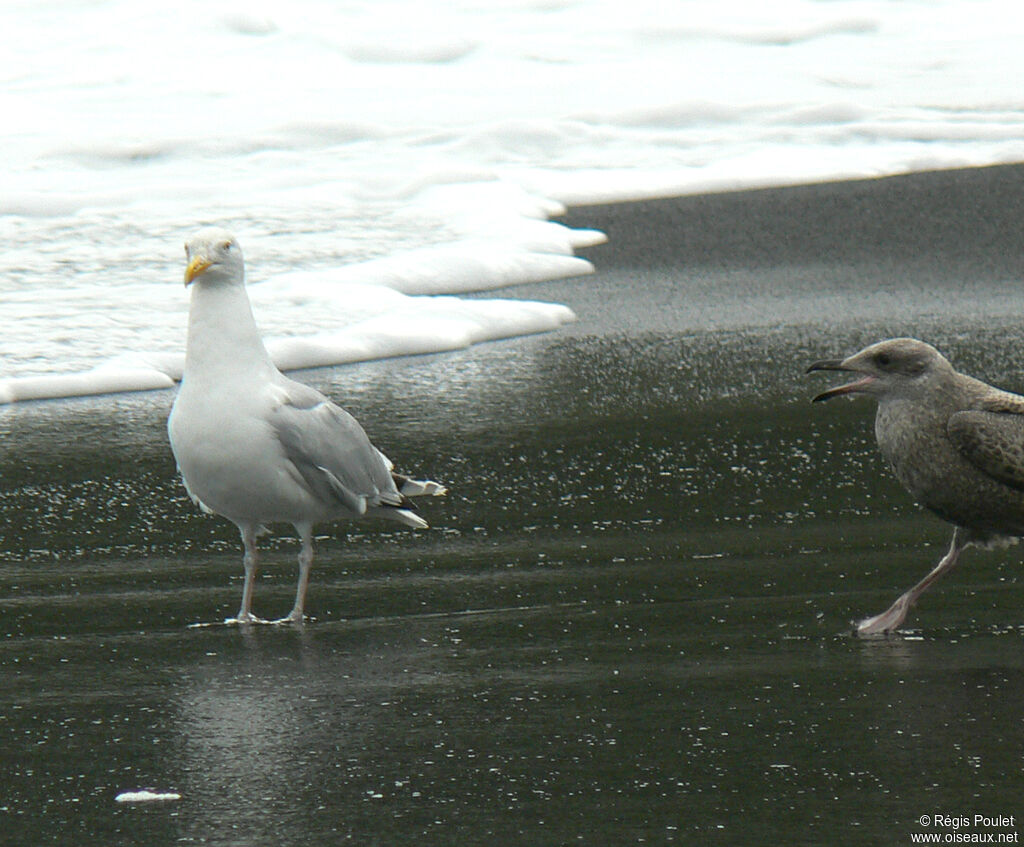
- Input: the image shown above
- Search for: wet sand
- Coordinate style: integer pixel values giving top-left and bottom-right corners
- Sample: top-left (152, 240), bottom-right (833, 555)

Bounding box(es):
top-left (3, 164), bottom-right (1024, 844)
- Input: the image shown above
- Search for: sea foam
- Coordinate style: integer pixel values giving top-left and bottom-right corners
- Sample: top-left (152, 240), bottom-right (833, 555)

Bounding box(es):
top-left (3, 0), bottom-right (1024, 402)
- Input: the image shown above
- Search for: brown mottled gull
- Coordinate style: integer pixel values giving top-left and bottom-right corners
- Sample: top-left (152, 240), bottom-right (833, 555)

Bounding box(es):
top-left (167, 227), bottom-right (446, 625)
top-left (808, 338), bottom-right (1024, 635)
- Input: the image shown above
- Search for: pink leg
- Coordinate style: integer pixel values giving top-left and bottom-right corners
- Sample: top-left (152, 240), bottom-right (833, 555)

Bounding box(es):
top-left (276, 523), bottom-right (314, 624)
top-left (856, 528), bottom-right (968, 636)
top-left (229, 524), bottom-right (265, 624)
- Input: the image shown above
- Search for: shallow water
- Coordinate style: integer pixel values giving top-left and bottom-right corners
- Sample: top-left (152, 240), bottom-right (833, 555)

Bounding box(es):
top-left (4, 173), bottom-right (1024, 844)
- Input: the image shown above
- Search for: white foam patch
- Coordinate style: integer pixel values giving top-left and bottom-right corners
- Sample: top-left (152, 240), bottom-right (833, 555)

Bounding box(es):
top-left (266, 242), bottom-right (594, 297)
top-left (114, 790), bottom-right (181, 803)
top-left (262, 295), bottom-right (576, 372)
top-left (0, 365), bottom-right (176, 405)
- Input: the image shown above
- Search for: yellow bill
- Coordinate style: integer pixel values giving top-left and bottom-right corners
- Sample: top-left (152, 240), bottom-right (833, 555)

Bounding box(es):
top-left (184, 255), bottom-right (212, 285)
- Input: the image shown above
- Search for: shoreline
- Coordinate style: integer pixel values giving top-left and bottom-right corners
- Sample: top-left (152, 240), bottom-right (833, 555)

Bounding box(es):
top-left (4, 162), bottom-right (1023, 407)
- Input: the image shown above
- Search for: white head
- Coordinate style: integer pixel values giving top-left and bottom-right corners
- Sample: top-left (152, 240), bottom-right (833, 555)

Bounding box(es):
top-left (183, 227), bottom-right (244, 287)
top-left (807, 337), bottom-right (955, 403)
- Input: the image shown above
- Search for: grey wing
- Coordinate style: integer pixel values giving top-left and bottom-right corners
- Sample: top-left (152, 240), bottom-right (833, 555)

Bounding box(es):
top-left (948, 408), bottom-right (1024, 492)
top-left (270, 387), bottom-right (405, 515)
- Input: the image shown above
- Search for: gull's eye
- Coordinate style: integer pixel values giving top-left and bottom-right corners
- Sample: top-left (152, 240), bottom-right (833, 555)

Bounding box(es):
top-left (221, 241), bottom-right (232, 251)
top-left (875, 352), bottom-right (891, 368)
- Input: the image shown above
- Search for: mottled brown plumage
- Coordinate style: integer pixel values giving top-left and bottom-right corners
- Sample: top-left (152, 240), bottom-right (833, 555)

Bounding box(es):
top-left (808, 338), bottom-right (1024, 635)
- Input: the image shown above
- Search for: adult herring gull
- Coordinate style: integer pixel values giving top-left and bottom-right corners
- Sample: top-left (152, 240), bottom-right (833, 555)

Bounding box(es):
top-left (168, 227), bottom-right (446, 624)
top-left (808, 338), bottom-right (1024, 635)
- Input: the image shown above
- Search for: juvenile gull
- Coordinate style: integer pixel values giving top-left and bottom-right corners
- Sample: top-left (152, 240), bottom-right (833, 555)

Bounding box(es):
top-left (168, 227), bottom-right (445, 624)
top-left (808, 338), bottom-right (1024, 635)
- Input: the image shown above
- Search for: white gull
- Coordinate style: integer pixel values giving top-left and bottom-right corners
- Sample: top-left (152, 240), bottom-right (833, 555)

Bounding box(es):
top-left (167, 227), bottom-right (445, 624)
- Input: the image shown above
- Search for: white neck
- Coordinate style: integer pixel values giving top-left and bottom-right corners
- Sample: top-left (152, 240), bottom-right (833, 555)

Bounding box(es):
top-left (183, 281), bottom-right (276, 383)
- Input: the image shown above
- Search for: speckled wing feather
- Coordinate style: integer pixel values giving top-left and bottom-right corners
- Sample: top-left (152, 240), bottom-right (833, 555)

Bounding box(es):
top-left (948, 391), bottom-right (1024, 491)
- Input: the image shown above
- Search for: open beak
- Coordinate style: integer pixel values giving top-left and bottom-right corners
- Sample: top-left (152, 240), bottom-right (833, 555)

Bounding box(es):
top-left (806, 358), bottom-right (876, 403)
top-left (184, 255), bottom-right (213, 286)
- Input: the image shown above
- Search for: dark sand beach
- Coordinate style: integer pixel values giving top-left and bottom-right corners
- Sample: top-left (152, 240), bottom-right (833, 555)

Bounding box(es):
top-left (3, 164), bottom-right (1024, 844)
